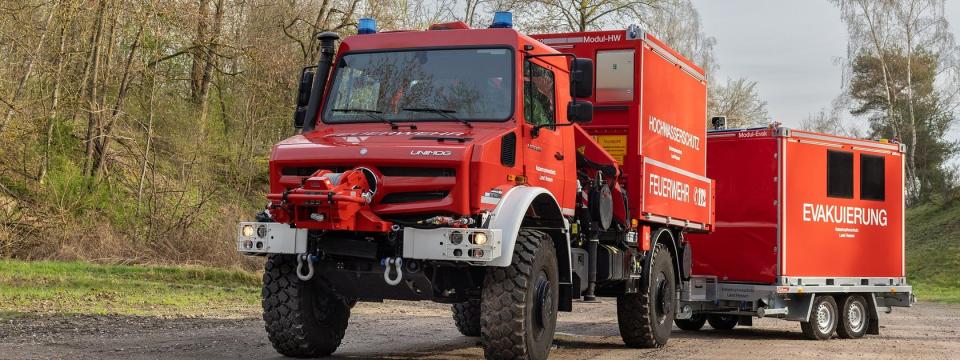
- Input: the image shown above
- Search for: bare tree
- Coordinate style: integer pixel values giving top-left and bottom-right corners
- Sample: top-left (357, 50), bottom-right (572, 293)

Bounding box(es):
top-left (708, 78), bottom-right (770, 128)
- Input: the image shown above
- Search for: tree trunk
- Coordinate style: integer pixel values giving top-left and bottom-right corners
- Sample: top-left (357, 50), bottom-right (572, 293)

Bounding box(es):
top-left (0, 1), bottom-right (60, 135)
top-left (41, 16), bottom-right (70, 185)
top-left (191, 0), bottom-right (211, 103)
top-left (82, 0), bottom-right (108, 178)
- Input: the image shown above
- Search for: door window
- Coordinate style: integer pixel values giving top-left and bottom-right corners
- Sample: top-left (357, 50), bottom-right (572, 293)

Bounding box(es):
top-left (524, 61), bottom-right (556, 127)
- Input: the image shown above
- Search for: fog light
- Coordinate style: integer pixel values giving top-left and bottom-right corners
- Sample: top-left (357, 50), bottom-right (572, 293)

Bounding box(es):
top-left (450, 231), bottom-right (464, 245)
top-left (241, 225), bottom-right (255, 237)
top-left (470, 232), bottom-right (488, 245)
top-left (469, 249), bottom-right (485, 258)
top-left (257, 225), bottom-right (268, 238)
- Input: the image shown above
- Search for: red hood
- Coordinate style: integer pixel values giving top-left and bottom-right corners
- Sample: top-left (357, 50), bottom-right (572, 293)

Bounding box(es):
top-left (269, 123), bottom-right (514, 217)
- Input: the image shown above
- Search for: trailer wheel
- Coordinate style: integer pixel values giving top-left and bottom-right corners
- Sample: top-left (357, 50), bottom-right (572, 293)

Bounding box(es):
top-left (707, 314), bottom-right (739, 330)
top-left (481, 229), bottom-right (558, 360)
top-left (674, 314), bottom-right (707, 331)
top-left (617, 242), bottom-right (675, 348)
top-left (837, 295), bottom-right (869, 339)
top-left (801, 295), bottom-right (838, 340)
top-left (262, 254), bottom-right (351, 357)
top-left (452, 299), bottom-right (481, 337)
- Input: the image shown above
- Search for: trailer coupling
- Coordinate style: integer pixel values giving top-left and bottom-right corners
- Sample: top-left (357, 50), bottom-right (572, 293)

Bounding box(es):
top-left (267, 167), bottom-right (392, 232)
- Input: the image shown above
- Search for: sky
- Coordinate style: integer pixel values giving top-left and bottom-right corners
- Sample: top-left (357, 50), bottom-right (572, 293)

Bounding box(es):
top-left (692, 0), bottom-right (960, 130)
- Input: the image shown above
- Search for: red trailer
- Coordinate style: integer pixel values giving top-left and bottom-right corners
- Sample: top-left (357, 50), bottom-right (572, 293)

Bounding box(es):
top-left (680, 126), bottom-right (912, 340)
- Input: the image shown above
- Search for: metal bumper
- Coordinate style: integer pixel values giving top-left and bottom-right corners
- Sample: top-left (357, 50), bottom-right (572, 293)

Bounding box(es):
top-left (402, 227), bottom-right (503, 263)
top-left (237, 222), bottom-right (307, 255)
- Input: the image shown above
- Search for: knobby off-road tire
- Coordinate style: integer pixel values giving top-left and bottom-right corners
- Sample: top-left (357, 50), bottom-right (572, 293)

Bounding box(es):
top-left (481, 229), bottom-right (559, 360)
top-left (707, 314), bottom-right (739, 330)
top-left (674, 314), bottom-right (707, 331)
top-left (452, 299), bottom-right (482, 337)
top-left (801, 295), bottom-right (838, 340)
top-left (262, 255), bottom-right (351, 358)
top-left (836, 295), bottom-right (869, 339)
top-left (617, 242), bottom-right (675, 348)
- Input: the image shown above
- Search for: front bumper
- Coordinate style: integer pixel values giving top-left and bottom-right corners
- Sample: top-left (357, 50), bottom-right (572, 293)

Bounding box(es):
top-left (236, 222), bottom-right (502, 263)
top-left (402, 227), bottom-right (503, 262)
top-left (237, 222), bottom-right (307, 254)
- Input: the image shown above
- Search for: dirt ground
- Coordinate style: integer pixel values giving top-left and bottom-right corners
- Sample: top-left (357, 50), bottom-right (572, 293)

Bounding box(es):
top-left (1, 300), bottom-right (958, 360)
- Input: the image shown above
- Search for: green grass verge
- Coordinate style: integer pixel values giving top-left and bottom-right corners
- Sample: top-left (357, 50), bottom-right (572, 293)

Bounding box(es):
top-left (0, 260), bottom-right (261, 317)
top-left (906, 202), bottom-right (960, 303)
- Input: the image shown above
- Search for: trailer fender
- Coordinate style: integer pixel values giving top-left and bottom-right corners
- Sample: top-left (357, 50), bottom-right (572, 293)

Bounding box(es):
top-left (485, 186), bottom-right (572, 285)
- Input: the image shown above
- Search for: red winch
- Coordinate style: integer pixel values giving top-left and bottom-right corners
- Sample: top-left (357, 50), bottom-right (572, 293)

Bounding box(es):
top-left (267, 168), bottom-right (391, 232)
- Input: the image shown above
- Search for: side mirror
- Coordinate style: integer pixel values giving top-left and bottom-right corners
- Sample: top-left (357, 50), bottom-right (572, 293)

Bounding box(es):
top-left (568, 100), bottom-right (593, 124)
top-left (293, 67), bottom-right (316, 129)
top-left (571, 58), bottom-right (593, 98)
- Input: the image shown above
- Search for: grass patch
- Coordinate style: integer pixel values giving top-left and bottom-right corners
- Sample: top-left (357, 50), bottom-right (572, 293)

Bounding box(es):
top-left (906, 202), bottom-right (960, 303)
top-left (0, 260), bottom-right (261, 317)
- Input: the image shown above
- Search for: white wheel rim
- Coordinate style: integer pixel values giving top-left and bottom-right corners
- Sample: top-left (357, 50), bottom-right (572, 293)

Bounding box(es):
top-left (847, 302), bottom-right (865, 333)
top-left (816, 303), bottom-right (833, 334)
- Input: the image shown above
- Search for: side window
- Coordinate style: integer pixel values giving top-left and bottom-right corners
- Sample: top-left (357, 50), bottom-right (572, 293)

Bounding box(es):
top-left (861, 154), bottom-right (885, 200)
top-left (827, 150), bottom-right (854, 198)
top-left (523, 61), bottom-right (556, 127)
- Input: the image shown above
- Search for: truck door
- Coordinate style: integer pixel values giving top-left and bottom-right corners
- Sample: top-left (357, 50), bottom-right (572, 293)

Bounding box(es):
top-left (521, 59), bottom-right (568, 206)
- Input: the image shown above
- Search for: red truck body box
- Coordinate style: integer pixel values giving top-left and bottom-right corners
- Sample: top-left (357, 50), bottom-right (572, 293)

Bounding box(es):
top-left (687, 128), bottom-right (905, 284)
top-left (532, 28), bottom-right (714, 231)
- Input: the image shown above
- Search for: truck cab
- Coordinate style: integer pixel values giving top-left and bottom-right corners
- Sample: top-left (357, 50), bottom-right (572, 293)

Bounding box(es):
top-left (237, 13), bottom-right (710, 360)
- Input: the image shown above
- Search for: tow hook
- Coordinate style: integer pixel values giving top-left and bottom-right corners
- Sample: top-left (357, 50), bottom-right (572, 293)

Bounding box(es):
top-left (296, 253), bottom-right (317, 281)
top-left (382, 257), bottom-right (403, 286)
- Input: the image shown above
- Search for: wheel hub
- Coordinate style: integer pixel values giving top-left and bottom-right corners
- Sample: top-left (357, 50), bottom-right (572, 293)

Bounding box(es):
top-left (654, 272), bottom-right (672, 324)
top-left (847, 302), bottom-right (865, 332)
top-left (533, 271), bottom-right (554, 330)
top-left (816, 303), bottom-right (833, 334)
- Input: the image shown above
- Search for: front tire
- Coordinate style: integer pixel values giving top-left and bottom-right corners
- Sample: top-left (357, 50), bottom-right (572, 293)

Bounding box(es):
top-left (707, 314), bottom-right (739, 330)
top-left (801, 295), bottom-right (838, 340)
top-left (836, 295), bottom-right (869, 339)
top-left (617, 242), bottom-right (675, 348)
top-left (452, 300), bottom-right (481, 337)
top-left (674, 314), bottom-right (707, 331)
top-left (481, 229), bottom-right (559, 360)
top-left (262, 255), bottom-right (351, 357)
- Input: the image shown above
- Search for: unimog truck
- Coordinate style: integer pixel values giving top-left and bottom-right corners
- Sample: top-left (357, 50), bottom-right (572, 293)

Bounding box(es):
top-left (238, 13), bottom-right (713, 359)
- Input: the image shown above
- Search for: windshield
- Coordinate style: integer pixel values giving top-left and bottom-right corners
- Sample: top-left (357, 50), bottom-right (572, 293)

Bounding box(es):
top-left (322, 48), bottom-right (513, 124)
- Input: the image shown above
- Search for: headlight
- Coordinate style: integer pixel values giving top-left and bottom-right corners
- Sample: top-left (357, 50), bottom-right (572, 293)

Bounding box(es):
top-left (450, 231), bottom-right (464, 245)
top-left (470, 232), bottom-right (488, 245)
top-left (241, 225), bottom-right (255, 237)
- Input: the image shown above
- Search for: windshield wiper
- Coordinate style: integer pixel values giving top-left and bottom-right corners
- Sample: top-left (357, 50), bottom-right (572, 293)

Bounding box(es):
top-left (331, 108), bottom-right (404, 129)
top-left (402, 107), bottom-right (472, 128)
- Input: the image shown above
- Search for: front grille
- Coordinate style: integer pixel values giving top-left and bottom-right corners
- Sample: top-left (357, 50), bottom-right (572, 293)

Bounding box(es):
top-left (380, 191), bottom-right (449, 204)
top-left (379, 167), bottom-right (455, 177)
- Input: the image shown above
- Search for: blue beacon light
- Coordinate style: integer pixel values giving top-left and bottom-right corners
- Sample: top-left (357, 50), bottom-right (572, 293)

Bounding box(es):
top-left (490, 11), bottom-right (513, 29)
top-left (358, 18), bottom-right (377, 34)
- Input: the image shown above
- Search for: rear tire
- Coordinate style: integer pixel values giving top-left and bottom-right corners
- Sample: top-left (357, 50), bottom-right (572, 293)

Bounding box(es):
top-left (481, 229), bottom-right (559, 360)
top-left (801, 295), bottom-right (838, 340)
top-left (617, 242), bottom-right (675, 348)
top-left (674, 314), bottom-right (707, 331)
top-left (707, 314), bottom-right (739, 330)
top-left (262, 255), bottom-right (351, 357)
top-left (452, 300), bottom-right (481, 337)
top-left (836, 295), bottom-right (869, 339)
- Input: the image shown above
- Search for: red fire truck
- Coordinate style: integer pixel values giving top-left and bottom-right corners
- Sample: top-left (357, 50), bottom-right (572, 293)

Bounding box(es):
top-left (235, 12), bottom-right (911, 359)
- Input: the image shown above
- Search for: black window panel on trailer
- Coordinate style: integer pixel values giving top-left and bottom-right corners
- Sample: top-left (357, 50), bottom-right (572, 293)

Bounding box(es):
top-left (861, 154), bottom-right (885, 200)
top-left (827, 150), bottom-right (854, 198)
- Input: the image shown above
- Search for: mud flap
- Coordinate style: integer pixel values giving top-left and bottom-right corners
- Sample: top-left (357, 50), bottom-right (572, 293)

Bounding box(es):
top-left (866, 293), bottom-right (881, 335)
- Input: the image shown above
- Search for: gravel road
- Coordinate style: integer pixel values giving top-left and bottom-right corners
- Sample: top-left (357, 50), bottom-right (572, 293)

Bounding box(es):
top-left (2, 300), bottom-right (958, 359)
